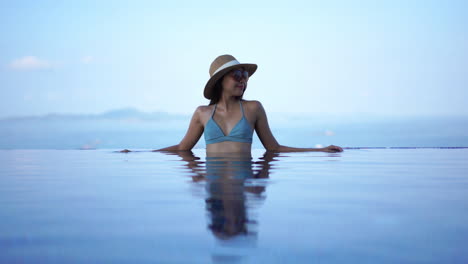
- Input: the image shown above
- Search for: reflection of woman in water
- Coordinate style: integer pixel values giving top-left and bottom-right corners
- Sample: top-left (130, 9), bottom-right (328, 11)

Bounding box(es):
top-left (155, 54), bottom-right (343, 154)
top-left (167, 150), bottom-right (277, 239)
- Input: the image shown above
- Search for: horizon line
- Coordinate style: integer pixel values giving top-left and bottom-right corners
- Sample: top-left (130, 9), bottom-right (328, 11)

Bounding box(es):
top-left (1, 107), bottom-right (468, 121)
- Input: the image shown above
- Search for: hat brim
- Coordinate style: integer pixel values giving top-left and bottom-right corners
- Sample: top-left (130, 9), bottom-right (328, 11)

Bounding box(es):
top-left (204, 63), bottom-right (257, 100)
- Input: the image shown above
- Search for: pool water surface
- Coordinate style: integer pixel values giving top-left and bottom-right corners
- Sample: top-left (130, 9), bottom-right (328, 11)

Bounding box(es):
top-left (1, 148), bottom-right (467, 263)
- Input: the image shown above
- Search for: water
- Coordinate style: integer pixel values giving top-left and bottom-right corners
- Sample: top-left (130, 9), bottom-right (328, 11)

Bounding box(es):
top-left (2, 115), bottom-right (467, 149)
top-left (1, 148), bottom-right (468, 263)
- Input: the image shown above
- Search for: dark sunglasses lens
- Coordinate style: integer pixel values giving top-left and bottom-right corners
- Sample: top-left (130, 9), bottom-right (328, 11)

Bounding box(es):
top-left (232, 70), bottom-right (248, 81)
top-left (232, 70), bottom-right (242, 81)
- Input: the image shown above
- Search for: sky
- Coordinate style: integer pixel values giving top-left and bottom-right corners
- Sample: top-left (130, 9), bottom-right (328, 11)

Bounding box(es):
top-left (0, 0), bottom-right (467, 118)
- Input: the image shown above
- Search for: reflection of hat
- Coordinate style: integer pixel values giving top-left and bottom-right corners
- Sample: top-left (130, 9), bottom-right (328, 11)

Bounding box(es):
top-left (206, 197), bottom-right (248, 239)
top-left (204, 55), bottom-right (258, 99)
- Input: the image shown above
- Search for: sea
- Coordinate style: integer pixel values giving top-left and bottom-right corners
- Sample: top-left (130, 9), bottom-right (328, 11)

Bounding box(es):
top-left (1, 110), bottom-right (467, 149)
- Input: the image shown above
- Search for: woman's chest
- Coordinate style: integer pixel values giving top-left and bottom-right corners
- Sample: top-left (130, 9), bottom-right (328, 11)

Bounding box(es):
top-left (202, 108), bottom-right (256, 132)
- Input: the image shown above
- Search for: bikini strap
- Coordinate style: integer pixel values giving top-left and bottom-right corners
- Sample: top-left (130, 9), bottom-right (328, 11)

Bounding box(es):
top-left (211, 104), bottom-right (217, 118)
top-left (239, 100), bottom-right (245, 116)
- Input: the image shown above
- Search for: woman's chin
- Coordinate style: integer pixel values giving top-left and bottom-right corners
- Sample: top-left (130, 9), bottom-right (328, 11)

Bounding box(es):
top-left (234, 88), bottom-right (245, 96)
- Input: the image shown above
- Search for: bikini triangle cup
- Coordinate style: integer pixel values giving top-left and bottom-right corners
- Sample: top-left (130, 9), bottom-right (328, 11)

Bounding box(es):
top-left (204, 101), bottom-right (253, 144)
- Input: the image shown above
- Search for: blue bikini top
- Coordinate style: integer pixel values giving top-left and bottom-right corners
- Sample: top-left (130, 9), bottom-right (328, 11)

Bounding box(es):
top-left (204, 101), bottom-right (253, 145)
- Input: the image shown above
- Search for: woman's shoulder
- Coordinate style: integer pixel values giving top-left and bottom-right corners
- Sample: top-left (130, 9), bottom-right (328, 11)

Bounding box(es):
top-left (193, 104), bottom-right (212, 114)
top-left (194, 105), bottom-right (215, 118)
top-left (195, 105), bottom-right (213, 112)
top-left (192, 105), bottom-right (214, 124)
top-left (242, 99), bottom-right (263, 110)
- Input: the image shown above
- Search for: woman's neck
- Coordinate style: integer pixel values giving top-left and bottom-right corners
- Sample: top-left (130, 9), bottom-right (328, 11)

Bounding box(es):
top-left (217, 96), bottom-right (240, 112)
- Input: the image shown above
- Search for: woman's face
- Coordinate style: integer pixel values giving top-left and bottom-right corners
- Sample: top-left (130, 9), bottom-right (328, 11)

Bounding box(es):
top-left (221, 68), bottom-right (249, 97)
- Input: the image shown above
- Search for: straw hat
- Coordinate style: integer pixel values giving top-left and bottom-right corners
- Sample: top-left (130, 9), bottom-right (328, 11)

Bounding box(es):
top-left (204, 55), bottom-right (257, 99)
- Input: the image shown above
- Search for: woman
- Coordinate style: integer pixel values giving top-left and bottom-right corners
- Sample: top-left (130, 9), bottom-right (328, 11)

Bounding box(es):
top-left (156, 54), bottom-right (342, 153)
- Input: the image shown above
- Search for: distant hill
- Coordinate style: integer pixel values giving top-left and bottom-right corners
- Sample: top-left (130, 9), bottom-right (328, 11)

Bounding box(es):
top-left (0, 108), bottom-right (192, 149)
top-left (0, 108), bottom-right (189, 122)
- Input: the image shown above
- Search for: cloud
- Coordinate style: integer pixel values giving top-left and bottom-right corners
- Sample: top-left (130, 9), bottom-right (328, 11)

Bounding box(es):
top-left (9, 56), bottom-right (53, 70)
top-left (80, 56), bottom-right (93, 64)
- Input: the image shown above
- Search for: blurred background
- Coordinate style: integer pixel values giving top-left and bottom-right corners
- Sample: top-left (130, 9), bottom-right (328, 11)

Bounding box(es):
top-left (1, 0), bottom-right (467, 149)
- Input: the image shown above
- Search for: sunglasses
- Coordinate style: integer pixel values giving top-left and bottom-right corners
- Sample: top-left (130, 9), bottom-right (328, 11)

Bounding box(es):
top-left (230, 69), bottom-right (249, 82)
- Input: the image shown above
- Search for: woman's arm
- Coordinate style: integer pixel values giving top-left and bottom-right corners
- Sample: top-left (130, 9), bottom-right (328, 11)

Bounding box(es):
top-left (158, 150), bottom-right (206, 181)
top-left (154, 106), bottom-right (205, 152)
top-left (254, 101), bottom-right (343, 153)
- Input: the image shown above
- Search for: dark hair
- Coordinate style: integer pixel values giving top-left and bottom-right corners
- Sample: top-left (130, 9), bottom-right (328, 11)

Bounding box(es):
top-left (205, 197), bottom-right (248, 239)
top-left (209, 74), bottom-right (245, 105)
